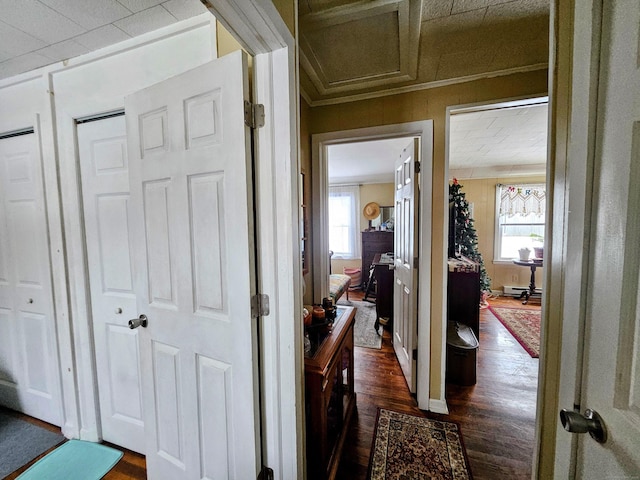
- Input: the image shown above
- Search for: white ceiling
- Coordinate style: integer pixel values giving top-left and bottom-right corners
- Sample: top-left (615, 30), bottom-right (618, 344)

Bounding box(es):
top-left (328, 138), bottom-right (412, 184)
top-left (0, 0), bottom-right (208, 80)
top-left (328, 101), bottom-right (548, 184)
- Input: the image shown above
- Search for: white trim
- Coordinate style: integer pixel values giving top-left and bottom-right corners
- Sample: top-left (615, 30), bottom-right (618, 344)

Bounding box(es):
top-left (302, 63), bottom-right (548, 107)
top-left (428, 398), bottom-right (449, 415)
top-left (312, 121), bottom-right (433, 409)
top-left (203, 2), bottom-right (303, 478)
top-left (540, 0), bottom-right (602, 477)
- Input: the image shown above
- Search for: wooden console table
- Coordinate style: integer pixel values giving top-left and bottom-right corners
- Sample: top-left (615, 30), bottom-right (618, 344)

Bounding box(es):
top-left (304, 306), bottom-right (356, 480)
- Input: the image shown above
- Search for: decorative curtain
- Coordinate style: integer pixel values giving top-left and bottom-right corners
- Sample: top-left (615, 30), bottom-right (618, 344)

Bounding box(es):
top-left (328, 185), bottom-right (361, 258)
top-left (498, 184), bottom-right (546, 217)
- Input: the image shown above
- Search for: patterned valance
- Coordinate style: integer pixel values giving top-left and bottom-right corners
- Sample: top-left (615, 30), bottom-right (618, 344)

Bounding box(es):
top-left (498, 184), bottom-right (546, 217)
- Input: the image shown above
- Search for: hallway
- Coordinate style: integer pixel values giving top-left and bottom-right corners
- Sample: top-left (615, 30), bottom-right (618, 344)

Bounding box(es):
top-left (4, 297), bottom-right (538, 480)
top-left (336, 294), bottom-right (539, 479)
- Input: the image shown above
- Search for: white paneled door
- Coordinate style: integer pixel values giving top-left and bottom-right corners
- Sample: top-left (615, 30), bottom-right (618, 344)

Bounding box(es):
top-left (393, 139), bottom-right (419, 393)
top-left (560, 2), bottom-right (640, 476)
top-left (125, 51), bottom-right (260, 479)
top-left (77, 116), bottom-right (144, 454)
top-left (0, 133), bottom-right (62, 425)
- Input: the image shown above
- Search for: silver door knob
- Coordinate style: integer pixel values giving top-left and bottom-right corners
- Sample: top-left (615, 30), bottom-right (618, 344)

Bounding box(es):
top-left (128, 314), bottom-right (148, 329)
top-left (559, 408), bottom-right (607, 443)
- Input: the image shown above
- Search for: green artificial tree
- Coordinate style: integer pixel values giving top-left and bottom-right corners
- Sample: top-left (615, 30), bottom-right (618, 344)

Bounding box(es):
top-left (449, 179), bottom-right (492, 293)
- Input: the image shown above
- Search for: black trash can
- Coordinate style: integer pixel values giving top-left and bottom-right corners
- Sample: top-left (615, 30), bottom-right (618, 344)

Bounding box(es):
top-left (446, 321), bottom-right (479, 386)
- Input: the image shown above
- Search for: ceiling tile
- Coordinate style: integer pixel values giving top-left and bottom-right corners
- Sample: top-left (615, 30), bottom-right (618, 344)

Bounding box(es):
top-left (436, 48), bottom-right (496, 79)
top-left (37, 39), bottom-right (90, 62)
top-left (451, 0), bottom-right (489, 15)
top-left (0, 20), bottom-right (47, 60)
top-left (423, 0), bottom-right (453, 20)
top-left (0, 0), bottom-right (86, 44)
top-left (0, 52), bottom-right (53, 78)
top-left (114, 5), bottom-right (177, 37)
top-left (116, 0), bottom-right (164, 13)
top-left (39, 0), bottom-right (131, 29)
top-left (74, 24), bottom-right (132, 51)
top-left (306, 12), bottom-right (401, 83)
top-left (161, 0), bottom-right (208, 21)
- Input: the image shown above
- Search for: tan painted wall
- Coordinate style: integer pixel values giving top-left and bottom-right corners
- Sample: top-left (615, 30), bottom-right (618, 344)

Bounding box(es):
top-left (455, 175), bottom-right (546, 292)
top-left (272, 0), bottom-right (295, 37)
top-left (307, 69), bottom-right (548, 400)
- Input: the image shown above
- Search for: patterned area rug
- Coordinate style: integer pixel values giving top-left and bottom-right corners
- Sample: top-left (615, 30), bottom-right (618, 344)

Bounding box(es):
top-left (369, 409), bottom-right (472, 480)
top-left (337, 299), bottom-right (382, 349)
top-left (489, 305), bottom-right (541, 358)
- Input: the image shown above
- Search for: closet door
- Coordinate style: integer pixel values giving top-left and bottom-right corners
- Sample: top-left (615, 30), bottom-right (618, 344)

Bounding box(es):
top-left (0, 133), bottom-right (62, 425)
top-left (77, 116), bottom-right (144, 453)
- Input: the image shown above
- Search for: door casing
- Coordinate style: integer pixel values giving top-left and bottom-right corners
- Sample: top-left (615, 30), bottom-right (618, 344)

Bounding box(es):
top-left (311, 121), bottom-right (433, 409)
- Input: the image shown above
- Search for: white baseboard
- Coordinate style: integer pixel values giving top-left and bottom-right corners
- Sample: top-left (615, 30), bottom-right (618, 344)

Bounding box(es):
top-left (428, 398), bottom-right (449, 414)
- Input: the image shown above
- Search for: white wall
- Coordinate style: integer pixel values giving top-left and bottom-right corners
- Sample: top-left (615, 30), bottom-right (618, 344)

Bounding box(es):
top-left (0, 13), bottom-right (217, 440)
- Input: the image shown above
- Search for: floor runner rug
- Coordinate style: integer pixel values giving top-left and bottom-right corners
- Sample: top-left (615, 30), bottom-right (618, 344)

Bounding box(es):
top-left (0, 411), bottom-right (65, 478)
top-left (17, 439), bottom-right (123, 480)
top-left (368, 408), bottom-right (472, 480)
top-left (489, 305), bottom-right (541, 358)
top-left (337, 299), bottom-right (382, 349)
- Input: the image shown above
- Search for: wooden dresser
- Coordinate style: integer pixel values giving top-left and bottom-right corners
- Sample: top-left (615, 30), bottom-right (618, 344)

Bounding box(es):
top-left (304, 306), bottom-right (356, 480)
top-left (361, 231), bottom-right (394, 279)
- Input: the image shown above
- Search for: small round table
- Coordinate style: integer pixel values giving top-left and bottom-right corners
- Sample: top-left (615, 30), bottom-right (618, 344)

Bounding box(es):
top-left (513, 259), bottom-right (543, 304)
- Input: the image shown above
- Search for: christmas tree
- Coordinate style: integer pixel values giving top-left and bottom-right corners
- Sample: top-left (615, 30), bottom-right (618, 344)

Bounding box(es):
top-left (450, 179), bottom-right (492, 293)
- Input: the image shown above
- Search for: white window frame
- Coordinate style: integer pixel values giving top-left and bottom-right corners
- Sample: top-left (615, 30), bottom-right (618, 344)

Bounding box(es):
top-left (328, 185), bottom-right (361, 259)
top-left (493, 183), bottom-right (546, 263)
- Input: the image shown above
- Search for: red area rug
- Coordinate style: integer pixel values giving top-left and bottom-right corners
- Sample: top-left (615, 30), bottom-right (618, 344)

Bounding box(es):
top-left (368, 408), bottom-right (472, 480)
top-left (489, 305), bottom-right (540, 358)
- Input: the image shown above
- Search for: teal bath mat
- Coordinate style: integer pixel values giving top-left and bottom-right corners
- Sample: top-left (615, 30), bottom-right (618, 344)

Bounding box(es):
top-left (17, 439), bottom-right (123, 480)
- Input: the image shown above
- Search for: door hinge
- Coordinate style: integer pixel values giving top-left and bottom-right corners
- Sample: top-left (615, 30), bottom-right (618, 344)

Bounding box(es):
top-left (251, 293), bottom-right (270, 318)
top-left (413, 348), bottom-right (418, 360)
top-left (414, 161), bottom-right (421, 173)
top-left (244, 101), bottom-right (265, 129)
top-left (413, 257), bottom-right (419, 269)
top-left (258, 466), bottom-right (274, 480)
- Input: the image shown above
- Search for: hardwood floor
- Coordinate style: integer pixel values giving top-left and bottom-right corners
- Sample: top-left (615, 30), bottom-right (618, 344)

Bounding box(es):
top-left (336, 291), bottom-right (539, 479)
top-left (3, 294), bottom-right (538, 480)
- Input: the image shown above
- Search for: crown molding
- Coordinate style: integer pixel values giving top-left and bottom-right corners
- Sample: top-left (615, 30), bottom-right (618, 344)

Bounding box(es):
top-left (302, 63), bottom-right (548, 107)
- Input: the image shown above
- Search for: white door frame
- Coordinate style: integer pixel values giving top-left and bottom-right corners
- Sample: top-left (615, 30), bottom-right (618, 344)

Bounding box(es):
top-left (208, 5), bottom-right (304, 477)
top-left (311, 121), bottom-right (433, 409)
top-left (538, 0), bottom-right (605, 477)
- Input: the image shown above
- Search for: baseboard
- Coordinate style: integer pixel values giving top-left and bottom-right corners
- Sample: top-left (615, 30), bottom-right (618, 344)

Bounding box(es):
top-left (428, 398), bottom-right (449, 414)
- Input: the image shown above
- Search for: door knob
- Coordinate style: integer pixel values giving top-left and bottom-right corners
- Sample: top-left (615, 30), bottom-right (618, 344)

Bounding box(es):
top-left (559, 408), bottom-right (607, 443)
top-left (128, 314), bottom-right (148, 329)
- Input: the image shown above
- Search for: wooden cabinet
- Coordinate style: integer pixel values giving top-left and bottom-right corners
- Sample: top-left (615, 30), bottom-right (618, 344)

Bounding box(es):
top-left (361, 231), bottom-right (394, 281)
top-left (305, 306), bottom-right (356, 480)
top-left (373, 253), bottom-right (394, 322)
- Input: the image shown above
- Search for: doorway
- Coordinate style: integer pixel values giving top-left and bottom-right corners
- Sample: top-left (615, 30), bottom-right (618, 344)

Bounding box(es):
top-left (443, 96), bottom-right (549, 477)
top-left (311, 120), bottom-right (433, 409)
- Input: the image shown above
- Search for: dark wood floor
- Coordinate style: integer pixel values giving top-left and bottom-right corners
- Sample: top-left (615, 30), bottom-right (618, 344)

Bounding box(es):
top-left (336, 291), bottom-right (539, 479)
top-left (3, 294), bottom-right (538, 480)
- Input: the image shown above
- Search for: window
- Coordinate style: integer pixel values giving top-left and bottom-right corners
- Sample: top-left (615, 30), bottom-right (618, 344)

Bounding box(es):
top-left (494, 184), bottom-right (545, 261)
top-left (328, 185), bottom-right (360, 259)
